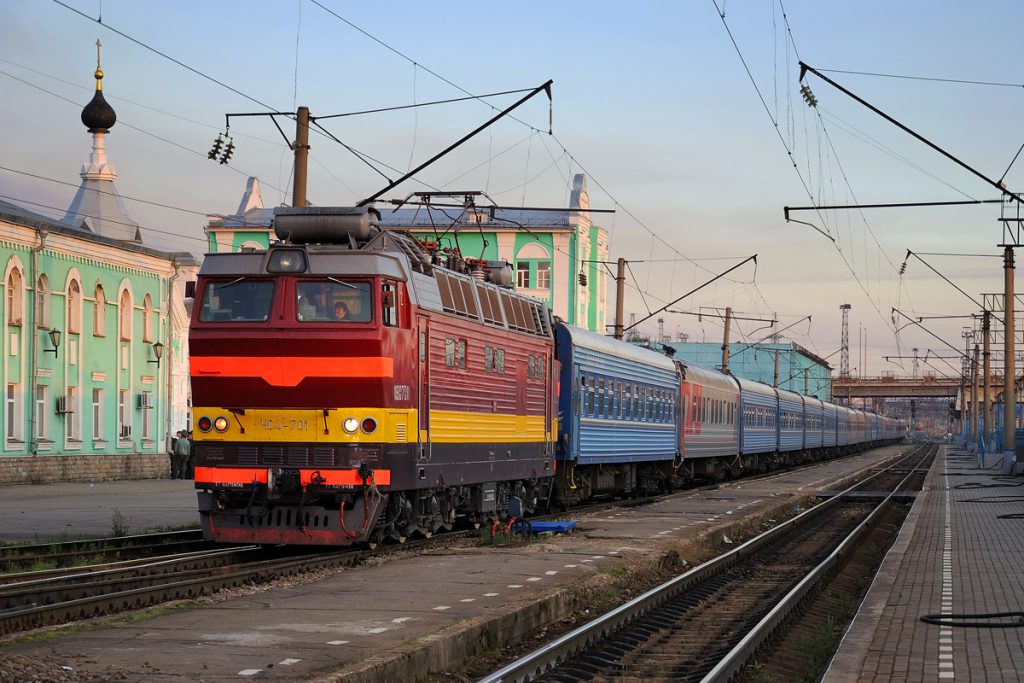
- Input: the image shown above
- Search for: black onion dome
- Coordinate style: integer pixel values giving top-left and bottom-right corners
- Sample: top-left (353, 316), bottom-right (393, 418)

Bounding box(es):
top-left (81, 68), bottom-right (116, 132)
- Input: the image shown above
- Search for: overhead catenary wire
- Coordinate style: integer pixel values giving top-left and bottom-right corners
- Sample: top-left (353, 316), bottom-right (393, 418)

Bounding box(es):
top-left (713, 0), bottom-right (896, 336)
top-left (0, 192), bottom-right (209, 250)
top-left (309, 0), bottom-right (762, 295)
top-left (0, 68), bottom-right (289, 197)
top-left (53, 0), bottom-right (773, 324)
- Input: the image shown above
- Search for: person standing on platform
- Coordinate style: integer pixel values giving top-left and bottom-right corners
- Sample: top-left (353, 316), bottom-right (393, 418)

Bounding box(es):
top-left (168, 432), bottom-right (178, 479)
top-left (186, 430), bottom-right (195, 478)
top-left (172, 430), bottom-right (191, 479)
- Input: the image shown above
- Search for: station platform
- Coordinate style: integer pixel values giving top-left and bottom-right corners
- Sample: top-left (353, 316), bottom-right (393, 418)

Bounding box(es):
top-left (0, 479), bottom-right (199, 541)
top-left (0, 446), bottom-right (905, 683)
top-left (824, 446), bottom-right (1024, 683)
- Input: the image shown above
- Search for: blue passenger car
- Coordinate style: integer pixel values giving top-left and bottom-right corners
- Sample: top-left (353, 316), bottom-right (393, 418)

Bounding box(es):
top-left (837, 406), bottom-right (851, 446)
top-left (738, 378), bottom-right (778, 454)
top-left (804, 396), bottom-right (824, 449)
top-left (823, 402), bottom-right (838, 448)
top-left (555, 322), bottom-right (679, 466)
top-left (777, 388), bottom-right (804, 453)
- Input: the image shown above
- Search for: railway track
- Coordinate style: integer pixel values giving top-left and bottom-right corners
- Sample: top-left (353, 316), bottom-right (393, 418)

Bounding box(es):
top-left (478, 443), bottom-right (934, 683)
top-left (0, 529), bottom-right (208, 574)
top-left (0, 542), bottom-right (377, 637)
top-left (0, 446), bottom-right (912, 640)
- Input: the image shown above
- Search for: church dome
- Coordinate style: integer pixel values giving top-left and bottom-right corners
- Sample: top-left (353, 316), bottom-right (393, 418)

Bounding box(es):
top-left (81, 66), bottom-right (116, 133)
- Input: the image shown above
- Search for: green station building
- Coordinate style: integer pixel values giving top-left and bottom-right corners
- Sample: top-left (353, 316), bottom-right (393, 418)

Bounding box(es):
top-left (0, 57), bottom-right (198, 484)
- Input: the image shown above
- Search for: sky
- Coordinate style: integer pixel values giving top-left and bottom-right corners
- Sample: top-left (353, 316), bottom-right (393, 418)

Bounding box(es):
top-left (2, 0), bottom-right (1023, 379)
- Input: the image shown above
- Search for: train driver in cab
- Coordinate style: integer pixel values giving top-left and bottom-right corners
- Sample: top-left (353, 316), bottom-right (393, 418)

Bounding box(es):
top-left (333, 301), bottom-right (349, 321)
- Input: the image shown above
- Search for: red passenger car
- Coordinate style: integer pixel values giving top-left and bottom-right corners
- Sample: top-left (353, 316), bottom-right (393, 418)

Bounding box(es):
top-left (191, 207), bottom-right (556, 545)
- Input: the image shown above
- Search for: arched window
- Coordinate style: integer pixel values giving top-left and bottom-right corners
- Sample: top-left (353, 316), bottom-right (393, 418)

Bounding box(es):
top-left (119, 289), bottom-right (132, 340)
top-left (35, 275), bottom-right (49, 328)
top-left (67, 279), bottom-right (82, 334)
top-left (142, 294), bottom-right (153, 343)
top-left (6, 268), bottom-right (23, 325)
top-left (93, 285), bottom-right (106, 337)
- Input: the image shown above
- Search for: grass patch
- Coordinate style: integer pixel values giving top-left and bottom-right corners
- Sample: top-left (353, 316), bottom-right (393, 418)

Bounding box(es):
top-left (110, 508), bottom-right (131, 537)
top-left (745, 660), bottom-right (781, 683)
top-left (796, 614), bottom-right (839, 682)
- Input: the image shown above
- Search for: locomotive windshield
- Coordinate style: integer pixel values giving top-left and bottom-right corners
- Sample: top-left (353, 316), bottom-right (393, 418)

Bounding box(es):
top-left (296, 279), bottom-right (372, 322)
top-left (199, 278), bottom-right (274, 322)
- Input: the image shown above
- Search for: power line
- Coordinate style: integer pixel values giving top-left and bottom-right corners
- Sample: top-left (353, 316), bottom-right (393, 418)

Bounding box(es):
top-left (0, 192), bottom-right (209, 249)
top-left (52, 0), bottom-right (278, 111)
top-left (309, 1), bottom-right (760, 296)
top-left (0, 68), bottom-right (290, 197)
top-left (0, 165), bottom-right (237, 220)
top-left (54, 0), bottom-right (770, 321)
top-left (817, 67), bottom-right (1024, 89)
top-left (713, 0), bottom-right (891, 331)
top-left (0, 56), bottom-right (284, 146)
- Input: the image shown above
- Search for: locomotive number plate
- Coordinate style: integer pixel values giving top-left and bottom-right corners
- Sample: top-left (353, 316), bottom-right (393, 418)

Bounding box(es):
top-left (259, 418), bottom-right (310, 432)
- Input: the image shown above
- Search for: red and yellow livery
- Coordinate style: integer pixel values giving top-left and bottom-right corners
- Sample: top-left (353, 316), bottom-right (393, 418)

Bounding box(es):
top-left (191, 207), bottom-right (556, 545)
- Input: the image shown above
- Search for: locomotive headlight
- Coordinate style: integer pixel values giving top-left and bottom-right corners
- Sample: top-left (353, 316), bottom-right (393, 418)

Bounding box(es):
top-left (360, 417), bottom-right (377, 434)
top-left (343, 417), bottom-right (359, 434)
top-left (197, 416), bottom-right (213, 432)
top-left (266, 249), bottom-right (307, 273)
top-left (213, 416), bottom-right (230, 432)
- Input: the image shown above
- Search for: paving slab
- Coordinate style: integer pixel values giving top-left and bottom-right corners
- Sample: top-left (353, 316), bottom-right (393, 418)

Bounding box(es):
top-left (824, 446), bottom-right (1024, 683)
top-left (0, 446), bottom-right (906, 682)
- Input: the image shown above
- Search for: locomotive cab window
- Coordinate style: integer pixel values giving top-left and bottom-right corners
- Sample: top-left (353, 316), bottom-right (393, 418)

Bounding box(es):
top-left (381, 281), bottom-right (398, 327)
top-left (296, 279), bottom-right (372, 322)
top-left (199, 279), bottom-right (274, 322)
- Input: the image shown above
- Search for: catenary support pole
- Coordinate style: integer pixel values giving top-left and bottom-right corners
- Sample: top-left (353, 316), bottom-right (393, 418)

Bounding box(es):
top-left (971, 343), bottom-right (980, 450)
top-left (293, 106), bottom-right (310, 208)
top-left (983, 310), bottom-right (991, 453)
top-left (721, 307), bottom-right (733, 375)
top-left (614, 257), bottom-right (625, 340)
top-left (1005, 246), bottom-right (1017, 469)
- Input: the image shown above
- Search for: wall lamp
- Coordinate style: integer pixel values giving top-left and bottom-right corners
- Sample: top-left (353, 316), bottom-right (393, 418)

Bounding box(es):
top-left (149, 341), bottom-right (164, 368)
top-left (46, 328), bottom-right (61, 356)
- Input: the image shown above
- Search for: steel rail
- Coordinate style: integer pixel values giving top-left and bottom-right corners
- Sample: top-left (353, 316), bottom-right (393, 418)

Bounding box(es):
top-left (700, 444), bottom-right (935, 682)
top-left (0, 547), bottom-right (366, 636)
top-left (0, 529), bottom-right (203, 558)
top-left (0, 546), bottom-right (240, 585)
top-left (0, 530), bottom-right (207, 573)
top-left (477, 444), bottom-right (927, 683)
top-left (1, 544), bottom-right (256, 598)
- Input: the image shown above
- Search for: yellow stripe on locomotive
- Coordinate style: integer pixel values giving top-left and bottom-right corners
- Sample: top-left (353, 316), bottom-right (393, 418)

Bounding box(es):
top-left (193, 406), bottom-right (553, 445)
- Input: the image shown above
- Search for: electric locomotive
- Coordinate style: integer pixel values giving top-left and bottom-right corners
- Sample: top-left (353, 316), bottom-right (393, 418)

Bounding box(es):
top-left (190, 207), bottom-right (556, 546)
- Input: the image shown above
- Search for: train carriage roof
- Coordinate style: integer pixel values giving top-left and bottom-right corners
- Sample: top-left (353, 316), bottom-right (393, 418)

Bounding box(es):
top-left (776, 387), bottom-right (804, 408)
top-left (803, 395), bottom-right (824, 410)
top-left (734, 375), bottom-right (776, 399)
top-left (676, 360), bottom-right (739, 394)
top-left (556, 322), bottom-right (677, 373)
